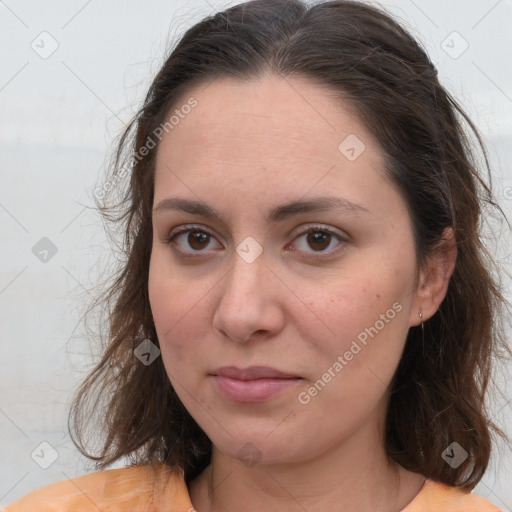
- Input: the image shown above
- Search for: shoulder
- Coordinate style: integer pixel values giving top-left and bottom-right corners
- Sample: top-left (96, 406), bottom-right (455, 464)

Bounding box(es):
top-left (1, 460), bottom-right (193, 512)
top-left (403, 479), bottom-right (504, 512)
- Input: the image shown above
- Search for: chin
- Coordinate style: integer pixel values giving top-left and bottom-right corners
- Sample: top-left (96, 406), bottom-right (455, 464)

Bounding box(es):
top-left (210, 424), bottom-right (318, 467)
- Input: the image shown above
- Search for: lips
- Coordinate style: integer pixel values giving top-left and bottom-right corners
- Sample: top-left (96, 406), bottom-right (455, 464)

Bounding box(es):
top-left (210, 365), bottom-right (300, 380)
top-left (210, 366), bottom-right (302, 403)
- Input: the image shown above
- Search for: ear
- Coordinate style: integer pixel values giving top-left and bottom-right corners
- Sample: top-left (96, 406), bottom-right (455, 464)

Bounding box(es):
top-left (409, 227), bottom-right (457, 327)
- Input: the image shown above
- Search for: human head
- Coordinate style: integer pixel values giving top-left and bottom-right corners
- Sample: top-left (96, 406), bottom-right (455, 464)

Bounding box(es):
top-left (70, 0), bottom-right (508, 491)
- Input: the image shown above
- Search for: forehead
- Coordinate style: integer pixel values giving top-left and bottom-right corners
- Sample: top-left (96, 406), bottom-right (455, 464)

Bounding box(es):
top-left (153, 75), bottom-right (390, 211)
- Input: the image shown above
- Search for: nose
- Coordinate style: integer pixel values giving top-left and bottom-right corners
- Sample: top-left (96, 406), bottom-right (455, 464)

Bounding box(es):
top-left (212, 250), bottom-right (285, 344)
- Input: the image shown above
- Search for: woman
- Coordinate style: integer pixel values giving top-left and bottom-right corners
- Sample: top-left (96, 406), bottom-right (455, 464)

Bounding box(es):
top-left (3, 0), bottom-right (510, 510)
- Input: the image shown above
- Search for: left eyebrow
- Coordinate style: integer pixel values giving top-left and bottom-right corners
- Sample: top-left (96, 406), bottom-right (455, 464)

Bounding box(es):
top-left (153, 195), bottom-right (371, 224)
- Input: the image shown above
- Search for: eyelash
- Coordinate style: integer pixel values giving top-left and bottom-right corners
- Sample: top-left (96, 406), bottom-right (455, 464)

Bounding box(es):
top-left (163, 224), bottom-right (347, 260)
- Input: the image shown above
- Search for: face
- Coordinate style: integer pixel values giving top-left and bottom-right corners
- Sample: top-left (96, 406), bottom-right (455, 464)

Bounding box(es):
top-left (148, 74), bottom-right (422, 466)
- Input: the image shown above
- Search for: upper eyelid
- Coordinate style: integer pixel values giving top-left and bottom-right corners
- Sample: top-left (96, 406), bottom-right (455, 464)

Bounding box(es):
top-left (167, 223), bottom-right (346, 240)
top-left (167, 223), bottom-right (347, 251)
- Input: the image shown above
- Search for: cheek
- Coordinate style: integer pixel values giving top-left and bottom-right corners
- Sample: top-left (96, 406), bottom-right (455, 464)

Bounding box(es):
top-left (148, 248), bottom-right (221, 375)
top-left (306, 268), bottom-right (410, 336)
top-left (148, 251), bottom-right (194, 361)
top-left (297, 284), bottom-right (410, 412)
top-left (300, 262), bottom-right (413, 381)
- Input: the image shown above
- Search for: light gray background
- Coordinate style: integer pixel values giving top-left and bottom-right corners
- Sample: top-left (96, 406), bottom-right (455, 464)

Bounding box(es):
top-left (1, 0), bottom-right (511, 509)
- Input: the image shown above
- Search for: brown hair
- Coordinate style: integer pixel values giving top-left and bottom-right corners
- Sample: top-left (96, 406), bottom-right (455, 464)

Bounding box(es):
top-left (69, 0), bottom-right (511, 491)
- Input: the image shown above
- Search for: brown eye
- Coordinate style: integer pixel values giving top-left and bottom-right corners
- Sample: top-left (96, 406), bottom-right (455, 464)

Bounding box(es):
top-left (306, 231), bottom-right (331, 251)
top-left (187, 231), bottom-right (210, 250)
top-left (166, 224), bottom-right (346, 260)
top-left (288, 226), bottom-right (345, 256)
top-left (167, 227), bottom-right (222, 255)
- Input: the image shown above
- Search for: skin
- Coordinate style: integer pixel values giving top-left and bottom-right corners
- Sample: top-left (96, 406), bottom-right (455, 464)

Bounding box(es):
top-left (148, 74), bottom-right (457, 512)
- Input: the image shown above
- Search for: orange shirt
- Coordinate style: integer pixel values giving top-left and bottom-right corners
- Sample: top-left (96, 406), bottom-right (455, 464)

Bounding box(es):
top-left (1, 460), bottom-right (503, 511)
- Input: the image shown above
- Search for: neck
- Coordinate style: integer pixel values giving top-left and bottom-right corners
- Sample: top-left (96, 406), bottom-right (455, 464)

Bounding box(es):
top-left (188, 423), bottom-right (425, 512)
